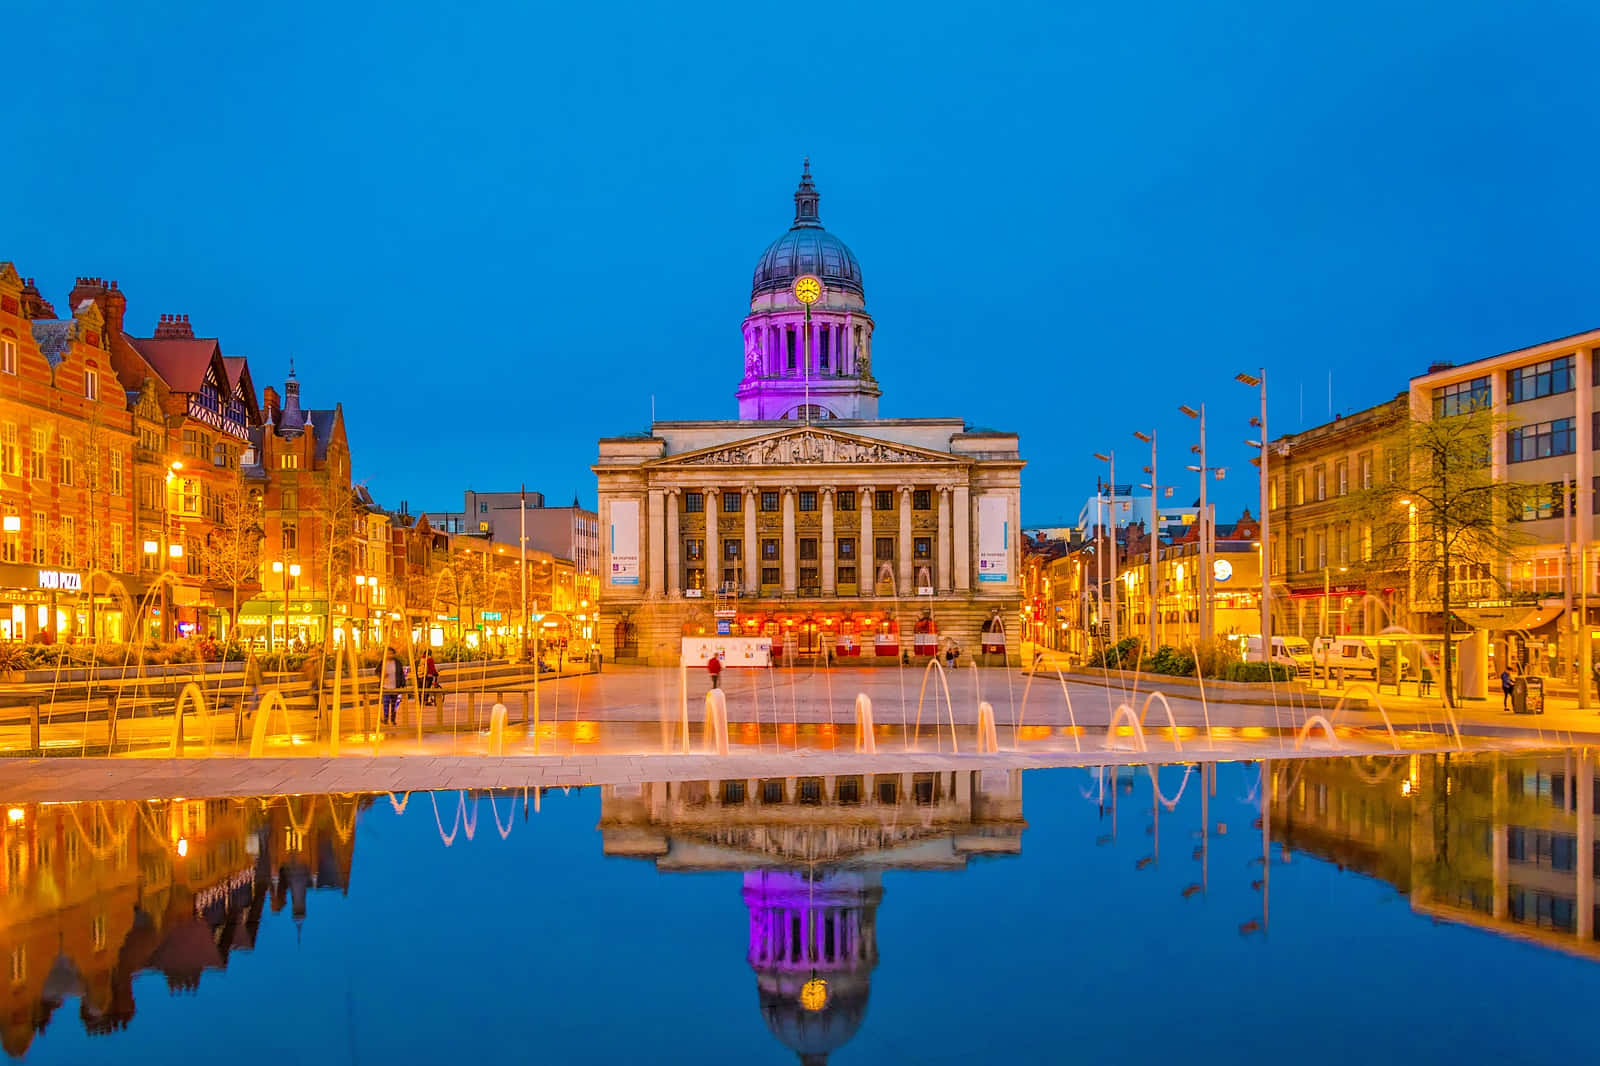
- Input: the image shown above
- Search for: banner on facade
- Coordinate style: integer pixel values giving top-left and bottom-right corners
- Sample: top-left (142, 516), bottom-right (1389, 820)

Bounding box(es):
top-left (609, 499), bottom-right (640, 586)
top-left (977, 495), bottom-right (1009, 583)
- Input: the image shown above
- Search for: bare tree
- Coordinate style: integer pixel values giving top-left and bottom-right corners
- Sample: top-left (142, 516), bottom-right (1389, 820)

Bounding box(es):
top-left (199, 470), bottom-right (264, 638)
top-left (308, 481), bottom-right (363, 650)
top-left (1343, 402), bottom-right (1525, 707)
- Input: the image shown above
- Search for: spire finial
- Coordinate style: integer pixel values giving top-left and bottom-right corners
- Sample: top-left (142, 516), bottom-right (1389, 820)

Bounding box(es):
top-left (792, 159), bottom-right (821, 229)
top-left (288, 356), bottom-right (296, 378)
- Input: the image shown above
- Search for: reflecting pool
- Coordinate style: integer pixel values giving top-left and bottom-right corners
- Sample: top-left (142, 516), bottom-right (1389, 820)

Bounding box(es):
top-left (4, 752), bottom-right (1599, 1063)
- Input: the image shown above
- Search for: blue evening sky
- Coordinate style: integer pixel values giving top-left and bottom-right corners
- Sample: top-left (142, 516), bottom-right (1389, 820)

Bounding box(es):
top-left (8, 0), bottom-right (1599, 523)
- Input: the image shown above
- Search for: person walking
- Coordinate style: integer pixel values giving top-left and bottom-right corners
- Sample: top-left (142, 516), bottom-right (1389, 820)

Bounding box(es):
top-left (1500, 663), bottom-right (1516, 712)
top-left (423, 650), bottom-right (440, 706)
top-left (380, 646), bottom-right (407, 725)
top-left (707, 652), bottom-right (722, 691)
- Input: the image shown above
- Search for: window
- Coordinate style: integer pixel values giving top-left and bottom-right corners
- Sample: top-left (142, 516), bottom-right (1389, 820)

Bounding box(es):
top-left (1508, 356), bottom-right (1575, 403)
top-left (282, 487), bottom-right (298, 511)
top-left (0, 337), bottom-right (14, 375)
top-left (685, 538), bottom-right (703, 561)
top-left (875, 536), bottom-right (894, 561)
top-left (799, 538), bottom-right (818, 561)
top-left (60, 516), bottom-right (74, 566)
top-left (684, 492), bottom-right (704, 513)
top-left (685, 566), bottom-right (705, 590)
top-left (108, 448), bottom-right (123, 494)
top-left (479, 502), bottom-right (489, 513)
top-left (1313, 467), bottom-right (1325, 501)
top-left (212, 441), bottom-right (228, 468)
top-left (819, 329), bottom-right (830, 371)
top-left (110, 523), bottom-right (124, 572)
top-left (1335, 460), bottom-right (1348, 496)
top-left (1508, 419), bottom-right (1576, 463)
top-left (29, 429), bottom-right (45, 481)
top-left (186, 536), bottom-right (202, 576)
top-left (282, 524), bottom-right (298, 551)
top-left (914, 536), bottom-right (931, 559)
top-left (786, 329), bottom-right (796, 371)
top-left (761, 538), bottom-right (779, 561)
top-left (760, 492), bottom-right (779, 512)
top-left (56, 439), bottom-right (73, 486)
top-left (1333, 526), bottom-right (1348, 565)
top-left (1293, 536), bottom-right (1305, 572)
top-left (0, 424), bottom-right (15, 477)
top-left (798, 491), bottom-right (817, 512)
top-left (1314, 532), bottom-right (1326, 568)
top-left (1514, 483), bottom-right (1568, 522)
top-left (1359, 453), bottom-right (1373, 489)
top-left (279, 454), bottom-right (299, 470)
top-left (913, 489), bottom-right (931, 510)
top-left (838, 565), bottom-right (857, 585)
top-left (837, 538), bottom-right (856, 559)
top-left (837, 490), bottom-right (855, 511)
top-left (723, 539), bottom-right (741, 560)
top-left (0, 527), bottom-right (14, 564)
top-left (760, 566), bottom-right (779, 585)
top-left (180, 478), bottom-right (199, 515)
top-left (1432, 376), bottom-right (1491, 418)
top-left (1293, 473), bottom-right (1304, 506)
top-left (875, 490), bottom-right (892, 512)
top-left (1268, 478), bottom-right (1278, 511)
top-left (722, 492), bottom-right (741, 513)
top-left (82, 367), bottom-right (99, 401)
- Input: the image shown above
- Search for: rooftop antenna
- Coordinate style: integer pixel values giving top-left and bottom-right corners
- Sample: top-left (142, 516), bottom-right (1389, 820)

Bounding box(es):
top-left (650, 394), bottom-right (655, 425)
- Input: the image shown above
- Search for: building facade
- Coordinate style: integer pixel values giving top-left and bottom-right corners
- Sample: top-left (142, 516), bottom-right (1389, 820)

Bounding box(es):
top-left (1266, 395), bottom-right (1407, 640)
top-left (435, 488), bottom-right (599, 610)
top-left (595, 166), bottom-right (1024, 665)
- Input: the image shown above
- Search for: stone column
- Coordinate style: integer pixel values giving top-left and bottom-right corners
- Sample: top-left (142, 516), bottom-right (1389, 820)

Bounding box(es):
top-left (953, 484), bottom-right (971, 591)
top-left (666, 489), bottom-right (681, 596)
top-left (898, 485), bottom-right (914, 594)
top-left (859, 485), bottom-right (875, 593)
top-left (937, 487), bottom-right (953, 593)
top-left (821, 488), bottom-right (836, 595)
top-left (647, 490), bottom-right (665, 595)
top-left (744, 488), bottom-right (758, 594)
top-left (704, 488), bottom-right (720, 594)
top-left (782, 488), bottom-right (797, 595)
top-left (1579, 348), bottom-right (1594, 701)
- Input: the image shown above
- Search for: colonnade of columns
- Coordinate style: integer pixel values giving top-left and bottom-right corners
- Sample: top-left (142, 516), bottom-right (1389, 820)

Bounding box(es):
top-left (641, 481), bottom-right (983, 598)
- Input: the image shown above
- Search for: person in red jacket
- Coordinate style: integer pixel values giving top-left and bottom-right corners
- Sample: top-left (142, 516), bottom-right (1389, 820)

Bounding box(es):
top-left (707, 653), bottom-right (722, 690)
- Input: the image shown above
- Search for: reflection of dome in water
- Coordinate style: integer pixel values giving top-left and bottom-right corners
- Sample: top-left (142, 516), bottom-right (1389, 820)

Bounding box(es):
top-left (744, 870), bottom-right (881, 1065)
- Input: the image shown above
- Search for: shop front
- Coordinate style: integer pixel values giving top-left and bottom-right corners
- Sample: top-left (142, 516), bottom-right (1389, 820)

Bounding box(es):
top-left (236, 596), bottom-right (329, 650)
top-left (0, 564), bottom-right (130, 642)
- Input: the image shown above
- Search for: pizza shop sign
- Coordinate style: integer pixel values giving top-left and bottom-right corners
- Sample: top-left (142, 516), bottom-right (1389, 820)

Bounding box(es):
top-left (37, 570), bottom-right (82, 592)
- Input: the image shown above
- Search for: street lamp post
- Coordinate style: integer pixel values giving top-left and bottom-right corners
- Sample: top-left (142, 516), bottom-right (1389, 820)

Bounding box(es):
top-left (1133, 430), bottom-right (1158, 651)
top-left (1092, 452), bottom-right (1118, 647)
top-left (1237, 371), bottom-right (1271, 662)
top-left (271, 560), bottom-right (301, 652)
top-left (161, 461), bottom-right (183, 642)
top-left (1178, 405), bottom-right (1212, 643)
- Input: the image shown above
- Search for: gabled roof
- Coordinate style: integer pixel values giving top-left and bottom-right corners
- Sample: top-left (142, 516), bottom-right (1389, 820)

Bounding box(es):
top-left (128, 336), bottom-right (223, 395)
top-left (222, 356), bottom-right (248, 389)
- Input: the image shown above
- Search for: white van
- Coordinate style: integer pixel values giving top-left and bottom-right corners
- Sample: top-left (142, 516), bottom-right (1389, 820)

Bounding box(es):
top-left (1242, 635), bottom-right (1314, 678)
top-left (1312, 637), bottom-right (1411, 680)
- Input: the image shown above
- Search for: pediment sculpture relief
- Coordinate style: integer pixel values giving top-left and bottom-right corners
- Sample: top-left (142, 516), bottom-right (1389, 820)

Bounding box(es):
top-left (678, 432), bottom-right (933, 466)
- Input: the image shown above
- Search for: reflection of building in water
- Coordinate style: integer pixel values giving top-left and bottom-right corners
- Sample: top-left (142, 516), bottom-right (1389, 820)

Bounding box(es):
top-left (0, 794), bottom-right (365, 1058)
top-left (1271, 753), bottom-right (1600, 960)
top-left (601, 769), bottom-right (1025, 1064)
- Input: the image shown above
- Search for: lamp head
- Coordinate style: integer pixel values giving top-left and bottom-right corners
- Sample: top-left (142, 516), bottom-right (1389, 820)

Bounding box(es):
top-left (1092, 452), bottom-right (1110, 462)
top-left (1132, 430), bottom-right (1152, 443)
top-left (1178, 404), bottom-right (1199, 418)
top-left (1236, 372), bottom-right (1261, 387)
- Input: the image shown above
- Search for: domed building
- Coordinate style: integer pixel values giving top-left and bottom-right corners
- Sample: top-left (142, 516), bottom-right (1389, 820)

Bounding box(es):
top-left (595, 163), bottom-right (1024, 666)
top-left (737, 161), bottom-right (879, 421)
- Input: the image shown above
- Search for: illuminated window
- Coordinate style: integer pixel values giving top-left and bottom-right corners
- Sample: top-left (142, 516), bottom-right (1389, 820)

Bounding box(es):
top-left (0, 337), bottom-right (14, 375)
top-left (280, 454), bottom-right (299, 470)
top-left (0, 424), bottom-right (16, 477)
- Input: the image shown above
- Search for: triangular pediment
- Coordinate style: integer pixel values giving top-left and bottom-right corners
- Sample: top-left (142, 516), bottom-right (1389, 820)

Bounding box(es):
top-left (652, 427), bottom-right (965, 468)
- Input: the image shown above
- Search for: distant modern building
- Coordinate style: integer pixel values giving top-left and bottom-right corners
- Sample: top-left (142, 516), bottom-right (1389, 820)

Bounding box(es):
top-left (594, 163), bottom-right (1024, 665)
top-left (433, 488), bottom-right (599, 608)
top-left (1074, 486), bottom-right (1197, 539)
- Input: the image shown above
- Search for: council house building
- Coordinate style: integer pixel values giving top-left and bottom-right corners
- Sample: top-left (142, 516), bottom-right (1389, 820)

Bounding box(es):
top-left (595, 163), bottom-right (1023, 666)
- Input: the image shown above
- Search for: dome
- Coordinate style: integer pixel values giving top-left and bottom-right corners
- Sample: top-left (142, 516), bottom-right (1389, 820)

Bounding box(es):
top-left (759, 980), bottom-right (870, 1066)
top-left (751, 161), bottom-right (864, 301)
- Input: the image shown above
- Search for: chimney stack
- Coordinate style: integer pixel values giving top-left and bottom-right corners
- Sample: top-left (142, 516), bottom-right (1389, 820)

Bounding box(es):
top-left (18, 278), bottom-right (55, 320)
top-left (262, 385), bottom-right (281, 427)
top-left (68, 277), bottom-right (127, 335)
top-left (154, 313), bottom-right (194, 339)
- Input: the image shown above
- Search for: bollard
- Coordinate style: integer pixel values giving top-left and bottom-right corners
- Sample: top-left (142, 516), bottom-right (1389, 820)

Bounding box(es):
top-left (28, 704), bottom-right (39, 752)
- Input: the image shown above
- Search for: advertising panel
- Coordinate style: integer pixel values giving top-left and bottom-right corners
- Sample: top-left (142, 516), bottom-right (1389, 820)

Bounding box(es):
top-left (609, 499), bottom-right (640, 586)
top-left (977, 495), bottom-right (1010, 583)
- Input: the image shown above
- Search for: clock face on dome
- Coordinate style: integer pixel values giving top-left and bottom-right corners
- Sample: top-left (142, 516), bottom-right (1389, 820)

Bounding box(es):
top-left (793, 275), bottom-right (823, 305)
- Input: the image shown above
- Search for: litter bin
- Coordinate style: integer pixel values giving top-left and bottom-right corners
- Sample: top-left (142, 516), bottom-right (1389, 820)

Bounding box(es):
top-left (1516, 672), bottom-right (1542, 713)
